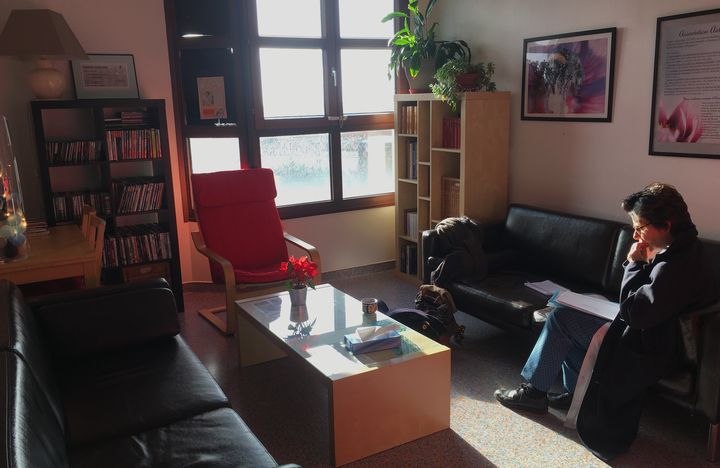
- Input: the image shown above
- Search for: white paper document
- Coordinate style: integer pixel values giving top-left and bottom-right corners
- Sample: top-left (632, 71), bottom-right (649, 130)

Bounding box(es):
top-left (549, 291), bottom-right (619, 321)
top-left (524, 280), bottom-right (569, 296)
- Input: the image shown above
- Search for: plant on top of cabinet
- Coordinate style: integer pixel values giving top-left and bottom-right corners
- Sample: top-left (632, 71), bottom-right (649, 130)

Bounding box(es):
top-left (430, 58), bottom-right (497, 112)
top-left (382, 0), bottom-right (470, 92)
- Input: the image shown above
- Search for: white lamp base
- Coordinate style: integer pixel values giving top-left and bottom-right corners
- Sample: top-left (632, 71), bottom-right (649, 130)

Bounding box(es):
top-left (28, 59), bottom-right (65, 99)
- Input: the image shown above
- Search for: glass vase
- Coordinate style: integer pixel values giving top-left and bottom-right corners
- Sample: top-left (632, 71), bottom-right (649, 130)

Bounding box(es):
top-left (0, 116), bottom-right (29, 263)
top-left (289, 285), bottom-right (307, 306)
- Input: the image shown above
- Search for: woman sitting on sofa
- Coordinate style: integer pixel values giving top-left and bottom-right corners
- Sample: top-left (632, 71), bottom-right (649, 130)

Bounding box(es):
top-left (494, 182), bottom-right (719, 459)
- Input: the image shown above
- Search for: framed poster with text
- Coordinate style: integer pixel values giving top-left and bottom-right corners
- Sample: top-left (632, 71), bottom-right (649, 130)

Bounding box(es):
top-left (649, 8), bottom-right (720, 158)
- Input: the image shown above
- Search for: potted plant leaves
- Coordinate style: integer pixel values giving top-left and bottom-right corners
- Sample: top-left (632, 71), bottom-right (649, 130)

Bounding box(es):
top-left (430, 58), bottom-right (497, 111)
top-left (382, 0), bottom-right (470, 93)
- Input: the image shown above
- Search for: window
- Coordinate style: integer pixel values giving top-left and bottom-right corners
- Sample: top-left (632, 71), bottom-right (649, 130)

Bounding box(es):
top-left (166, 0), bottom-right (398, 220)
top-left (250, 0), bottom-right (396, 216)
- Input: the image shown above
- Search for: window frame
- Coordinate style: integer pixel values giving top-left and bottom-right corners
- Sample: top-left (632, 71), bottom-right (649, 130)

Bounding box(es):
top-left (165, 0), bottom-right (400, 221)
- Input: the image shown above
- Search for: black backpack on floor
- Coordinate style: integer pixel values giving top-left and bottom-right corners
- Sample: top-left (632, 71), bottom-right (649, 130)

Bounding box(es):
top-left (386, 285), bottom-right (465, 345)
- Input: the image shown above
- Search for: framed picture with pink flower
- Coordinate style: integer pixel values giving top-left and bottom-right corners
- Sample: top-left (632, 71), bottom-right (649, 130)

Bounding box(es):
top-left (649, 8), bottom-right (720, 158)
top-left (521, 27), bottom-right (616, 122)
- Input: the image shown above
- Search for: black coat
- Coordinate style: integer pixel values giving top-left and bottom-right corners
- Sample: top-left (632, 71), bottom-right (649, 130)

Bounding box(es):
top-left (577, 227), bottom-right (719, 460)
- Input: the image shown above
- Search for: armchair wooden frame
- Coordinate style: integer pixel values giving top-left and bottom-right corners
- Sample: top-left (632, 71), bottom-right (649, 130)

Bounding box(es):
top-left (191, 230), bottom-right (322, 335)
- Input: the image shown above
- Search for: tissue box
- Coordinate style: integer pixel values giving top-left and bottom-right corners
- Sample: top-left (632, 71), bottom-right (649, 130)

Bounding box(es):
top-left (344, 326), bottom-right (402, 354)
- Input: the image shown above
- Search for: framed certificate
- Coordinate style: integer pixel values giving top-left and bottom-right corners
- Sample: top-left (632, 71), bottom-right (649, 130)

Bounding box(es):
top-left (71, 54), bottom-right (139, 99)
top-left (649, 8), bottom-right (720, 158)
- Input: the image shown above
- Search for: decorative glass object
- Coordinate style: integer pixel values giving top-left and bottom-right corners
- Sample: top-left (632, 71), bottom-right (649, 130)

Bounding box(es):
top-left (0, 116), bottom-right (29, 262)
top-left (289, 285), bottom-right (308, 306)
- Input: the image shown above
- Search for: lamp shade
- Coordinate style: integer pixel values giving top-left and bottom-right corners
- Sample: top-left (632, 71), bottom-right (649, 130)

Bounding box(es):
top-left (0, 9), bottom-right (87, 98)
top-left (0, 9), bottom-right (87, 59)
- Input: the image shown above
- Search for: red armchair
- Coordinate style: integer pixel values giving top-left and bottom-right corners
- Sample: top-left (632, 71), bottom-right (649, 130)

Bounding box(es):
top-left (191, 168), bottom-right (321, 335)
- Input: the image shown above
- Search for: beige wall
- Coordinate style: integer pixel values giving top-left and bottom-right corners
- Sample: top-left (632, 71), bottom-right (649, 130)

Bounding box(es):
top-left (0, 1), bottom-right (395, 283)
top-left (4, 1), bottom-right (717, 283)
top-left (435, 0), bottom-right (720, 239)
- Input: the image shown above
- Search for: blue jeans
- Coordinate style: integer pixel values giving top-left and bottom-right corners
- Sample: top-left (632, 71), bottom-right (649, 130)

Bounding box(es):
top-left (521, 307), bottom-right (608, 393)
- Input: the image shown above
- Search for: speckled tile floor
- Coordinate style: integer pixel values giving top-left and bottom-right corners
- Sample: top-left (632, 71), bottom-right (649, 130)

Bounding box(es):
top-left (179, 271), bottom-right (712, 467)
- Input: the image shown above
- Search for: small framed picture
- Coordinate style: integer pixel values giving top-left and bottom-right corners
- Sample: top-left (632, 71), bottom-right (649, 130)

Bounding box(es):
top-left (71, 54), bottom-right (140, 99)
top-left (521, 27), bottom-right (616, 122)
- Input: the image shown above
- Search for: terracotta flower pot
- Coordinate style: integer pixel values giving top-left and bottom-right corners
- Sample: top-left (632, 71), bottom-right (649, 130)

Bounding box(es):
top-left (455, 73), bottom-right (479, 89)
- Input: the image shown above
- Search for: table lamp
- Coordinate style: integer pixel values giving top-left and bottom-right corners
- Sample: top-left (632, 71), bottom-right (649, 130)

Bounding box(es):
top-left (0, 9), bottom-right (88, 99)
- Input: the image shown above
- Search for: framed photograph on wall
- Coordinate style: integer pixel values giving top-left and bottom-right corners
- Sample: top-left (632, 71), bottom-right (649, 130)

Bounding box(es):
top-left (521, 27), bottom-right (616, 122)
top-left (71, 54), bottom-right (139, 99)
top-left (649, 8), bottom-right (720, 159)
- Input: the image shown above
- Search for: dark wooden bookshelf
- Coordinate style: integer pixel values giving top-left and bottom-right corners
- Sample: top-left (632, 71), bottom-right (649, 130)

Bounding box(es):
top-left (30, 99), bottom-right (184, 311)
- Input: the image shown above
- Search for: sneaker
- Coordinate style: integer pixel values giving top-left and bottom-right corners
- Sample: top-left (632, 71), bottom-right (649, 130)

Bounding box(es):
top-left (494, 383), bottom-right (548, 413)
top-left (547, 391), bottom-right (573, 410)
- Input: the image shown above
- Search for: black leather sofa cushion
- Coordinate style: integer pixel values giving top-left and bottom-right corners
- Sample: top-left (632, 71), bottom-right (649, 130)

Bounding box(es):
top-left (0, 281), bottom-right (65, 429)
top-left (1, 350), bottom-right (69, 468)
top-left (450, 273), bottom-right (548, 329)
top-left (30, 281), bottom-right (180, 358)
top-left (504, 205), bottom-right (622, 289)
top-left (68, 408), bottom-right (279, 468)
top-left (59, 337), bottom-right (230, 446)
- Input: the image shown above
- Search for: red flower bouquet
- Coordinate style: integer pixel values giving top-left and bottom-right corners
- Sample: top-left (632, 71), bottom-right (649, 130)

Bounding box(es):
top-left (281, 255), bottom-right (319, 290)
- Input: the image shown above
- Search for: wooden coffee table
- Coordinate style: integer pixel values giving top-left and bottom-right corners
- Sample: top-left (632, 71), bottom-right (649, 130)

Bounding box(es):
top-left (235, 284), bottom-right (451, 466)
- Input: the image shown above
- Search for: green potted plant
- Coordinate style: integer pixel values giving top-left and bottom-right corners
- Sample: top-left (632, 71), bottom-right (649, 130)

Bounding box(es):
top-left (382, 0), bottom-right (470, 92)
top-left (430, 58), bottom-right (497, 111)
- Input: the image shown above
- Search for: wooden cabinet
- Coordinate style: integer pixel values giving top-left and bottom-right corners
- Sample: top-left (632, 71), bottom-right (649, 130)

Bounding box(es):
top-left (30, 99), bottom-right (184, 310)
top-left (394, 92), bottom-right (510, 280)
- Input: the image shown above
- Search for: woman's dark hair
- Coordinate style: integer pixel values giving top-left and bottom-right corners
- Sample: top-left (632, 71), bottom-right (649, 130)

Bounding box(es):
top-left (621, 182), bottom-right (693, 234)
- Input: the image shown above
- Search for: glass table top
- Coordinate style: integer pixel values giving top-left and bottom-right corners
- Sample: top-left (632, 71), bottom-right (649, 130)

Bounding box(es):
top-left (236, 284), bottom-right (448, 381)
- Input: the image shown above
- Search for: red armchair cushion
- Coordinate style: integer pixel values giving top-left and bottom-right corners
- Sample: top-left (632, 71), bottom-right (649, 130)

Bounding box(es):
top-left (192, 169), bottom-right (289, 285)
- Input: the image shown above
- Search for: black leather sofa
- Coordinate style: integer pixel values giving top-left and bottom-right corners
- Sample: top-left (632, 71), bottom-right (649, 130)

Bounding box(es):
top-left (423, 204), bottom-right (720, 459)
top-left (1, 278), bottom-right (292, 468)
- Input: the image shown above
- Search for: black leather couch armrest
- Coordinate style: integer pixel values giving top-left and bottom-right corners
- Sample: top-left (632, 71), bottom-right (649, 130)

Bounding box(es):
top-left (422, 221), bottom-right (509, 283)
top-left (27, 278), bottom-right (180, 358)
top-left (692, 299), bottom-right (720, 423)
top-left (422, 229), bottom-right (439, 283)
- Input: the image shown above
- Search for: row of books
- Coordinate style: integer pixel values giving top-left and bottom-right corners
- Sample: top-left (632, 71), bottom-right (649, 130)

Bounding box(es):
top-left (52, 191), bottom-right (111, 222)
top-left (113, 179), bottom-right (165, 213)
top-left (105, 128), bottom-right (163, 161)
top-left (45, 140), bottom-right (102, 165)
top-left (398, 104), bottom-right (418, 134)
top-left (104, 110), bottom-right (153, 127)
top-left (102, 224), bottom-right (172, 268)
top-left (400, 243), bottom-right (418, 275)
top-left (405, 209), bottom-right (418, 238)
top-left (442, 117), bottom-right (461, 149)
top-left (406, 140), bottom-right (418, 180)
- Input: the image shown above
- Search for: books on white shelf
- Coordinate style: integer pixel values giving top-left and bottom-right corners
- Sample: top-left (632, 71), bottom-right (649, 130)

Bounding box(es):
top-left (524, 280), bottom-right (569, 296)
top-left (405, 210), bottom-right (418, 238)
top-left (344, 325), bottom-right (402, 354)
top-left (548, 290), bottom-right (619, 321)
